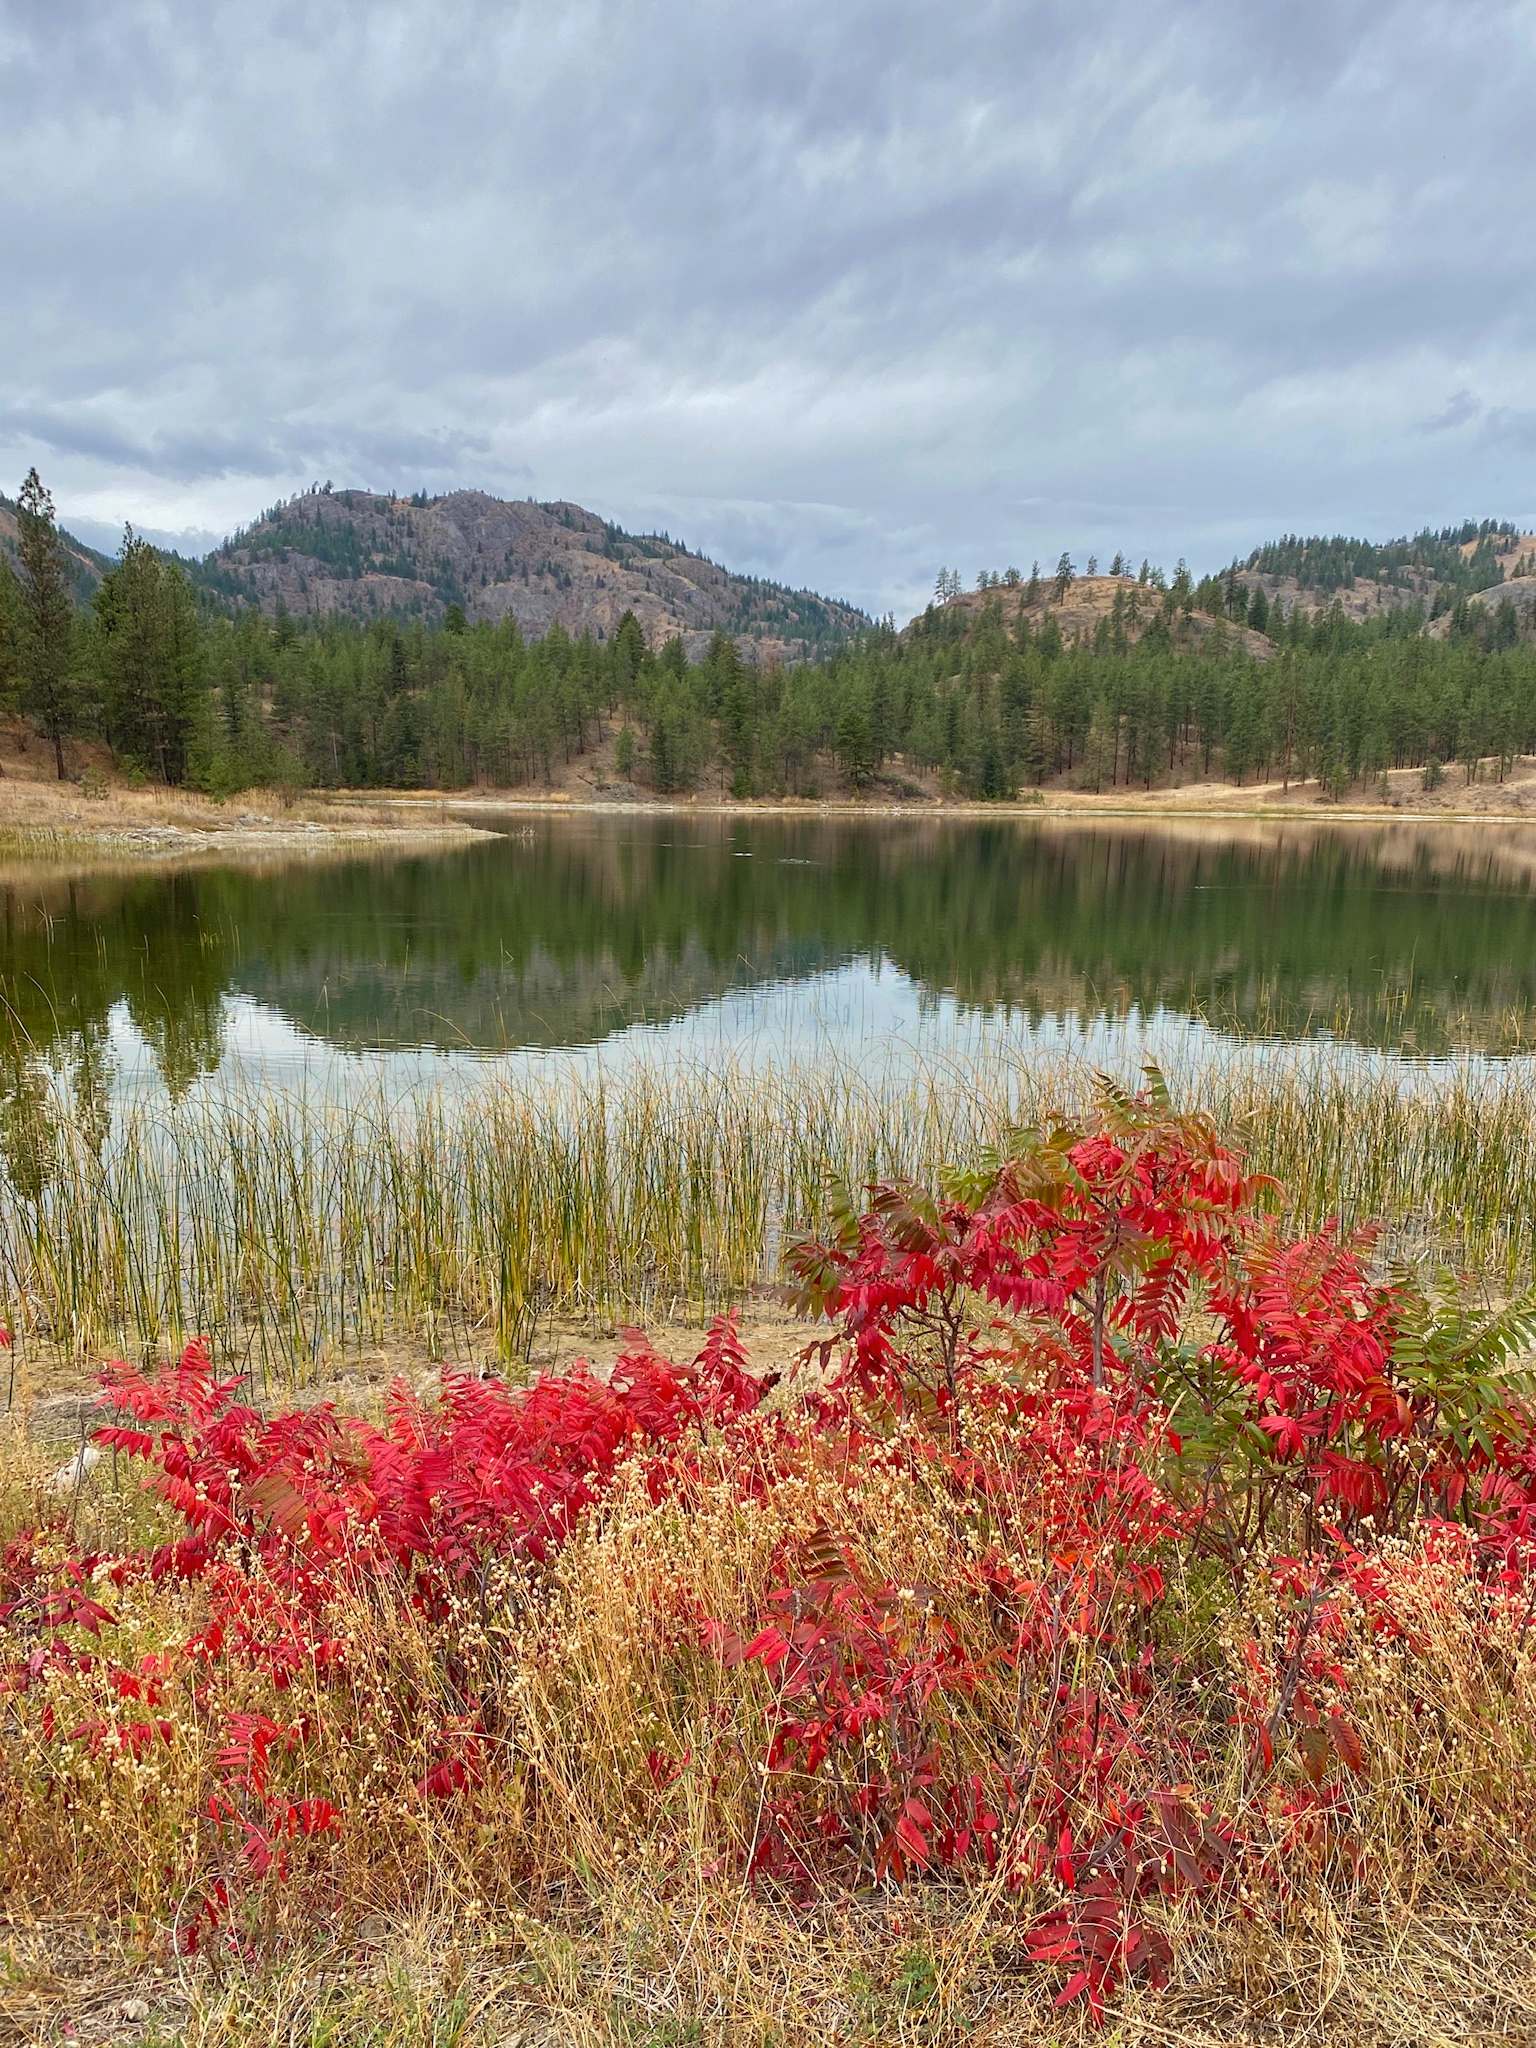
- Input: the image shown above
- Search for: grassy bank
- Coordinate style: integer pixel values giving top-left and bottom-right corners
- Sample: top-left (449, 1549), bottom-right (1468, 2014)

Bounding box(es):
top-left (3, 1049), bottom-right (1536, 1384)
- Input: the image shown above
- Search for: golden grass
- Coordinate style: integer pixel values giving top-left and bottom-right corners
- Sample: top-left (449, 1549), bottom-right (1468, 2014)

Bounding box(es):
top-left (8, 1888), bottom-right (1533, 2045)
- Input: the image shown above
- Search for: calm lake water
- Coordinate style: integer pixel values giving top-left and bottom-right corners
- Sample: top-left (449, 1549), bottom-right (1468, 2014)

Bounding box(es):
top-left (3, 813), bottom-right (1536, 1110)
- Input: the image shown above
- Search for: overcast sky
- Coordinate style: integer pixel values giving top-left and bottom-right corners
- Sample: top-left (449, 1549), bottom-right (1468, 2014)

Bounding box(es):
top-left (5, 0), bottom-right (1536, 621)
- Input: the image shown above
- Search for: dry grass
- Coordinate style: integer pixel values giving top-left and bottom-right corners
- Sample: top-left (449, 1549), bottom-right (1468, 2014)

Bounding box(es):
top-left (0, 746), bottom-right (488, 857)
top-left (8, 1891), bottom-right (1535, 2045)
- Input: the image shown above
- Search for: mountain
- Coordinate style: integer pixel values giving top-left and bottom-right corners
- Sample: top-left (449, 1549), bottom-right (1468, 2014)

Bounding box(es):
top-left (0, 492), bottom-right (113, 602)
top-left (189, 487), bottom-right (870, 660)
top-left (18, 472), bottom-right (1535, 661)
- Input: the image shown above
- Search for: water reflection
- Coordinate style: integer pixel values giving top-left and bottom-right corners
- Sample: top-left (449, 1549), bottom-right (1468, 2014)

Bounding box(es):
top-left (2, 815), bottom-right (1536, 1126)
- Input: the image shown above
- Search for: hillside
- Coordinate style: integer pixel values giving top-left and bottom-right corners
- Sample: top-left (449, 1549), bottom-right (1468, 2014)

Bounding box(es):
top-left (190, 487), bottom-right (869, 660)
top-left (1424, 574), bottom-right (1536, 642)
top-left (21, 473), bottom-right (1534, 660)
top-left (909, 573), bottom-right (1276, 660)
top-left (1236, 521), bottom-right (1536, 624)
top-left (914, 527), bottom-right (1536, 658)
top-left (0, 492), bottom-right (112, 602)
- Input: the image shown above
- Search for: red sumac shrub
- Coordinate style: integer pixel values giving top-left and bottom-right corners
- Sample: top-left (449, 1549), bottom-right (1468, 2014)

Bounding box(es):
top-left (5, 1078), bottom-right (1535, 2022)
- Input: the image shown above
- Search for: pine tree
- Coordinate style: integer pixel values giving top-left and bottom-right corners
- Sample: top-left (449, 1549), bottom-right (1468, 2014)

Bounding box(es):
top-left (707, 631), bottom-right (753, 794)
top-left (93, 529), bottom-right (204, 784)
top-left (1052, 553), bottom-right (1075, 602)
top-left (15, 468), bottom-right (76, 778)
top-left (835, 693), bottom-right (875, 788)
top-left (0, 554), bottom-right (21, 729)
top-left (612, 610), bottom-right (648, 690)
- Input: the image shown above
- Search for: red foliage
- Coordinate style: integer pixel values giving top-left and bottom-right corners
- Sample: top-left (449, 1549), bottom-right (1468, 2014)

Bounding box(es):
top-left (5, 1086), bottom-right (1535, 2019)
top-left (3, 1315), bottom-right (767, 1949)
top-left (751, 1085), bottom-right (1536, 2014)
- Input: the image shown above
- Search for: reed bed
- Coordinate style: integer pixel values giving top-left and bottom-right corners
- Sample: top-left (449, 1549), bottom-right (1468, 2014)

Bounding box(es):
top-left (3, 1046), bottom-right (1536, 1378)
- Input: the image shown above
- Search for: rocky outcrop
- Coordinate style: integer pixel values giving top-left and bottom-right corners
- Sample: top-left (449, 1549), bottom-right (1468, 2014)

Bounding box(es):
top-left (1423, 575), bottom-right (1536, 641)
top-left (0, 494), bottom-right (113, 602)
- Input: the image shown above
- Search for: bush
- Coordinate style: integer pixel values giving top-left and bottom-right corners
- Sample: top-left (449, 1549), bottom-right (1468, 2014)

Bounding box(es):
top-left (4, 1078), bottom-right (1536, 2024)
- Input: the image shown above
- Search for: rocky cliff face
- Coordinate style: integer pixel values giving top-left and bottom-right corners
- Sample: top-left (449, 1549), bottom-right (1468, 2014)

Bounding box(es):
top-left (192, 488), bottom-right (869, 659)
top-left (1423, 575), bottom-right (1536, 641)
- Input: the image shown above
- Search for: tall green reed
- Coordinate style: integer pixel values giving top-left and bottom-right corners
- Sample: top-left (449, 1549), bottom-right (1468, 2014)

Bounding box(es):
top-left (2, 1049), bottom-right (1534, 1382)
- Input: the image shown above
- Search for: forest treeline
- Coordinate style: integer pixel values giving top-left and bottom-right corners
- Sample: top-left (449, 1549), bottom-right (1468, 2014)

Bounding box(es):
top-left (4, 467), bottom-right (1536, 799)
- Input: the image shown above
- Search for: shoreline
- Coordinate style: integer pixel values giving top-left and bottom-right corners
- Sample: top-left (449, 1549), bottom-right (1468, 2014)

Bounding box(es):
top-left (3, 774), bottom-right (1535, 861)
top-left (0, 791), bottom-right (496, 862)
top-left (378, 788), bottom-right (1536, 828)
top-left (65, 816), bottom-right (493, 856)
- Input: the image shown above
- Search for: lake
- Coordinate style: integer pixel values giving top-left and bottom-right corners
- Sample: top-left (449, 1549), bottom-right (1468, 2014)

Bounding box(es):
top-left (4, 812), bottom-right (1536, 1115)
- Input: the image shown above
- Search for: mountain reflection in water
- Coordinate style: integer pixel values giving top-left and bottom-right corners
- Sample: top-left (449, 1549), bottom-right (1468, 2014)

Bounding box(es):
top-left (2, 813), bottom-right (1535, 1120)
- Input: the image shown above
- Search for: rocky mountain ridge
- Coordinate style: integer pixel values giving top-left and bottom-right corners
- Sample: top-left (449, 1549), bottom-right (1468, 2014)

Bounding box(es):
top-left (1235, 525), bottom-right (1536, 627)
top-left (14, 478), bottom-right (1536, 658)
top-left (190, 487), bottom-right (869, 661)
top-left (917, 526), bottom-right (1536, 656)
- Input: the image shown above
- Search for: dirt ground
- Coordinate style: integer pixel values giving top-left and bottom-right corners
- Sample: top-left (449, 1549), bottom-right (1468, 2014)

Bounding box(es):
top-left (9, 1305), bottom-right (818, 1450)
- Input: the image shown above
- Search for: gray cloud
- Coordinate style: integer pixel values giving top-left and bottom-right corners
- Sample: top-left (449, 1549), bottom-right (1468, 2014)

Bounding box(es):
top-left (4, 0), bottom-right (1536, 613)
top-left (1421, 390), bottom-right (1483, 435)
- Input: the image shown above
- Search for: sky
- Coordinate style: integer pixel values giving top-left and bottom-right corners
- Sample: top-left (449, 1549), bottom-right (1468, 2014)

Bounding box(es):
top-left (4, 0), bottom-right (1536, 623)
